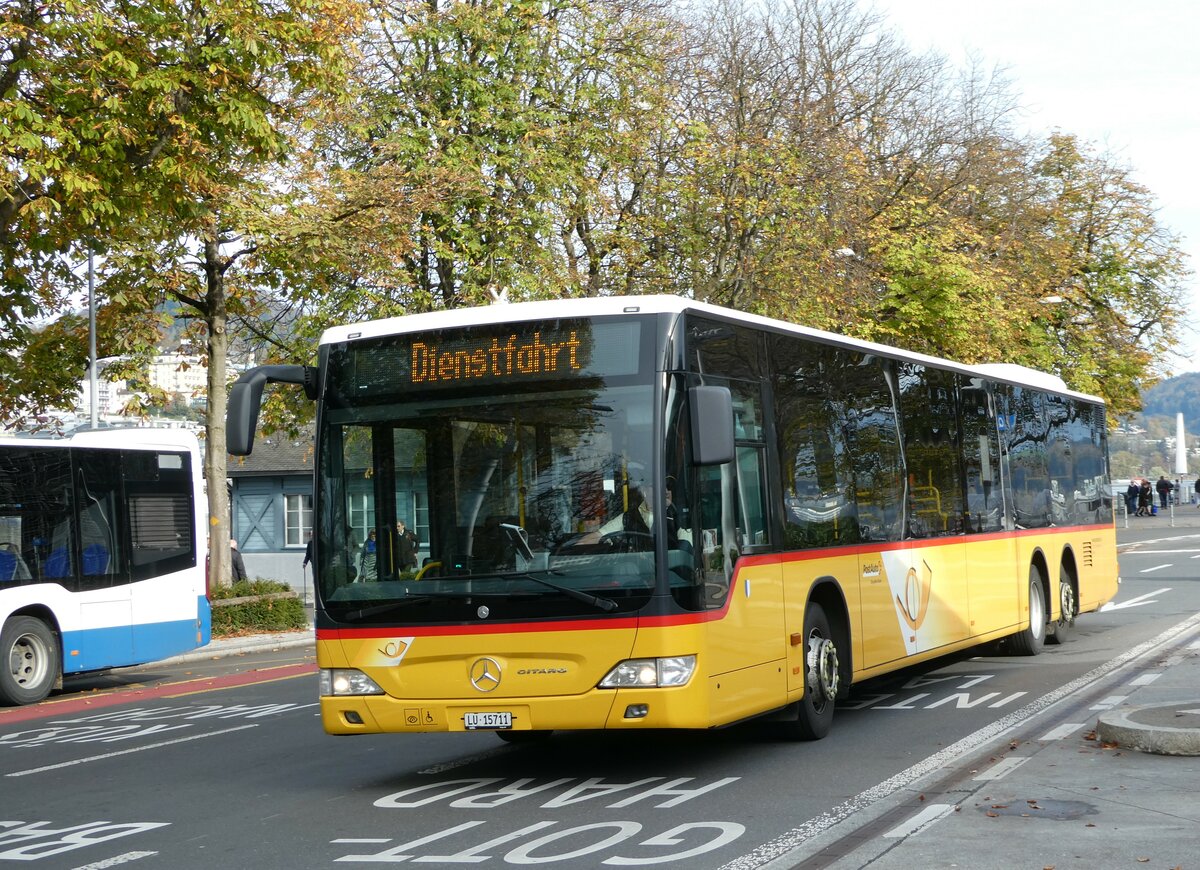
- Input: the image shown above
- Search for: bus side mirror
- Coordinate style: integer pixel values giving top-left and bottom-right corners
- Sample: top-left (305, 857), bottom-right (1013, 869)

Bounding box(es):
top-left (227, 364), bottom-right (318, 456)
top-left (689, 385), bottom-right (734, 465)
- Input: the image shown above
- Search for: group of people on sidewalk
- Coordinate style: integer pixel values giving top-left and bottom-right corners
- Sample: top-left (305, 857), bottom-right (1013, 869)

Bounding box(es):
top-left (1125, 476), bottom-right (1200, 516)
top-left (302, 520), bottom-right (420, 581)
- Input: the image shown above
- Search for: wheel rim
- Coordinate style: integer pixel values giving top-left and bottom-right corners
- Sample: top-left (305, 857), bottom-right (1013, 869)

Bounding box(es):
top-left (8, 631), bottom-right (51, 690)
top-left (806, 633), bottom-right (839, 712)
top-left (1030, 581), bottom-right (1045, 640)
top-left (1059, 582), bottom-right (1076, 628)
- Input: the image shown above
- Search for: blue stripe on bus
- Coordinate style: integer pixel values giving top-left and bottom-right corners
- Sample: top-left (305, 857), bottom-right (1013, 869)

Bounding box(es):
top-left (61, 596), bottom-right (212, 674)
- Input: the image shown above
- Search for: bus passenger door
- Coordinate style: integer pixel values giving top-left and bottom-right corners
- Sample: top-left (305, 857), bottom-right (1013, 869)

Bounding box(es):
top-left (696, 382), bottom-right (785, 720)
top-left (70, 449), bottom-right (132, 671)
top-left (965, 382), bottom-right (1019, 635)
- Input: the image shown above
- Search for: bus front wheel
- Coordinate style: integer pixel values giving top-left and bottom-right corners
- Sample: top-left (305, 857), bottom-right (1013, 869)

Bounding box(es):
top-left (1, 616), bottom-right (59, 706)
top-left (1009, 568), bottom-right (1047, 656)
top-left (792, 602), bottom-right (838, 740)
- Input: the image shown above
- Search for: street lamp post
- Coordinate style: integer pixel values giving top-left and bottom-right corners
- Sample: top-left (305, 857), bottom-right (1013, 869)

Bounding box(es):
top-left (88, 250), bottom-right (98, 430)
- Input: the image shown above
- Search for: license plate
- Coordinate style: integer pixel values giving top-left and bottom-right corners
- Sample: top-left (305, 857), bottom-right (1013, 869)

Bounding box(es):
top-left (464, 711), bottom-right (512, 730)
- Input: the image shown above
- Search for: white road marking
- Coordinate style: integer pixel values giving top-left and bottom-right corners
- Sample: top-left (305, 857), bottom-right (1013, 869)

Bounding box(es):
top-left (70, 853), bottom-right (157, 869)
top-left (1139, 564), bottom-right (1171, 573)
top-left (1090, 695), bottom-right (1128, 711)
top-left (1101, 588), bottom-right (1171, 610)
top-left (972, 756), bottom-right (1029, 781)
top-left (882, 804), bottom-right (956, 839)
top-left (5, 725), bottom-right (258, 777)
top-left (1130, 673), bottom-right (1162, 686)
top-left (1039, 723), bottom-right (1086, 741)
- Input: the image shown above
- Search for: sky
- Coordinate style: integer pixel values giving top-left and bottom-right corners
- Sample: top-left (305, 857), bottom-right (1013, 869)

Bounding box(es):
top-left (866, 0), bottom-right (1200, 376)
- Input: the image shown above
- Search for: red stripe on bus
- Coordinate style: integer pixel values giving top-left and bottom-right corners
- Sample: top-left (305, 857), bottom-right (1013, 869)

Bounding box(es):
top-left (317, 524), bottom-right (1112, 642)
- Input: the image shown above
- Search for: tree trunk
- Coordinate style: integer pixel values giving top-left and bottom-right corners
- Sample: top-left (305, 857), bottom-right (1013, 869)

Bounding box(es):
top-left (203, 237), bottom-right (232, 589)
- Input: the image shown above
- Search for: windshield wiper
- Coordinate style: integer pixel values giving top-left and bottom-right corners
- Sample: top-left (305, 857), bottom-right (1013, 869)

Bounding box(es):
top-left (340, 590), bottom-right (459, 622)
top-left (499, 571), bottom-right (618, 613)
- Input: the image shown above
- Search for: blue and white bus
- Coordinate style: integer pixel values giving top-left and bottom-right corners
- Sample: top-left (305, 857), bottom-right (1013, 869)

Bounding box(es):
top-left (1, 428), bottom-right (211, 705)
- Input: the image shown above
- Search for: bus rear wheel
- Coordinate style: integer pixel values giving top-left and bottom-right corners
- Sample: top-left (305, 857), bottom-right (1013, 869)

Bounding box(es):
top-left (791, 602), bottom-right (838, 740)
top-left (1047, 570), bottom-right (1077, 646)
top-left (1, 616), bottom-right (59, 706)
top-left (1008, 568), bottom-right (1046, 656)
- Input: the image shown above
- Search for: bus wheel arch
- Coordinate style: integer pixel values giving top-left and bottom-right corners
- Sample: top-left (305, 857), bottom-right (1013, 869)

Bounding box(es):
top-left (810, 579), bottom-right (852, 697)
top-left (1, 613), bottom-right (62, 706)
top-left (1047, 551), bottom-right (1078, 646)
top-left (790, 580), bottom-right (850, 740)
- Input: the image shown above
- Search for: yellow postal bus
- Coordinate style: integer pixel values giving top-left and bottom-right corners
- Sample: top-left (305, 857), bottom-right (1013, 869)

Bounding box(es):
top-left (227, 296), bottom-right (1118, 740)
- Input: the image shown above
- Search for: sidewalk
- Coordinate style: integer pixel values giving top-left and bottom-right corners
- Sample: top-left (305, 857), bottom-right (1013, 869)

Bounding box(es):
top-left (1115, 497), bottom-right (1200, 531)
top-left (159, 627), bottom-right (313, 665)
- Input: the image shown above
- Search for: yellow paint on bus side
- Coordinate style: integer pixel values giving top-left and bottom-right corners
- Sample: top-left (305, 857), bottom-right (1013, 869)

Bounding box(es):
top-left (317, 525), bottom-right (1117, 734)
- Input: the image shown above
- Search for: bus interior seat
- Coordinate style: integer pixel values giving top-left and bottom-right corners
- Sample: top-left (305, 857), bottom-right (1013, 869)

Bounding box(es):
top-left (0, 549), bottom-right (15, 582)
top-left (82, 543), bottom-right (109, 575)
top-left (45, 547), bottom-right (70, 578)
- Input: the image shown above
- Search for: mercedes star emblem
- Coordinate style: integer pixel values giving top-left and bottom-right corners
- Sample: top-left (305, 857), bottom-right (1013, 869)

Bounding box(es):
top-left (469, 657), bottom-right (502, 692)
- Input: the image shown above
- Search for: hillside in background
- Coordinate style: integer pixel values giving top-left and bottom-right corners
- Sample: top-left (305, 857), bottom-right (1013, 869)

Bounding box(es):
top-left (1139, 372), bottom-right (1200, 433)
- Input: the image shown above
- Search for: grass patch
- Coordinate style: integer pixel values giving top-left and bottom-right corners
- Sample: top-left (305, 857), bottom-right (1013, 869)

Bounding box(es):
top-left (210, 579), bottom-right (308, 637)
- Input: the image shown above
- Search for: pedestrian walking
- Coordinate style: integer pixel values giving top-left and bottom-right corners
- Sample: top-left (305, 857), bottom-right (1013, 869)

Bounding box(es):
top-left (231, 539), bottom-right (248, 583)
top-left (1137, 480), bottom-right (1153, 516)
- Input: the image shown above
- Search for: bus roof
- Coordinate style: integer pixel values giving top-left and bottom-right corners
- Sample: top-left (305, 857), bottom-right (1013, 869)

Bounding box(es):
top-left (1, 427), bottom-right (201, 452)
top-left (319, 295), bottom-right (1102, 404)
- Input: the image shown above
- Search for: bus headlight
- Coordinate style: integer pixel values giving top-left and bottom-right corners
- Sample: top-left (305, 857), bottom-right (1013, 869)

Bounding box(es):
top-left (599, 655), bottom-right (696, 688)
top-left (319, 668), bottom-right (385, 696)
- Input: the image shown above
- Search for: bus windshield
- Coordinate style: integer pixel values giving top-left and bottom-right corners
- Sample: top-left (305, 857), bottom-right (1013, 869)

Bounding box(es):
top-left (316, 317), bottom-right (660, 624)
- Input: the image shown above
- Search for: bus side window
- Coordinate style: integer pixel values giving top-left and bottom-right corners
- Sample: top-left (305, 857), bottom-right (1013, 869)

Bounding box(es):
top-left (731, 382), bottom-right (769, 550)
top-left (842, 357), bottom-right (904, 543)
top-left (73, 449), bottom-right (126, 589)
top-left (126, 451), bottom-right (195, 581)
top-left (696, 463), bottom-right (737, 603)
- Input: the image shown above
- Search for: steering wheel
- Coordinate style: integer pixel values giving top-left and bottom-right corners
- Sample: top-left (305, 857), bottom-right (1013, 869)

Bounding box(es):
top-left (599, 531), bottom-right (654, 553)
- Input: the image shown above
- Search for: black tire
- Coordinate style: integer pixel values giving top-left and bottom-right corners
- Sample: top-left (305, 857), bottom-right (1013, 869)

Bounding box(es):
top-left (1008, 568), bottom-right (1047, 656)
top-left (1, 616), bottom-right (59, 706)
top-left (1046, 568), bottom-right (1077, 646)
top-left (792, 602), bottom-right (838, 740)
top-left (495, 730), bottom-right (553, 744)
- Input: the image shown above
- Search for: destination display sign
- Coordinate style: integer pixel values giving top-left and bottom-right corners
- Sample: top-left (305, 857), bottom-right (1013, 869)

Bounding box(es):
top-left (345, 318), bottom-right (644, 397)
top-left (411, 330), bottom-right (584, 385)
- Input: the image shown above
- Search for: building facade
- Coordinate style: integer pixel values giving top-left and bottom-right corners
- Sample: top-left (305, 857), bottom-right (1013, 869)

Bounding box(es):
top-left (227, 434), bottom-right (315, 599)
